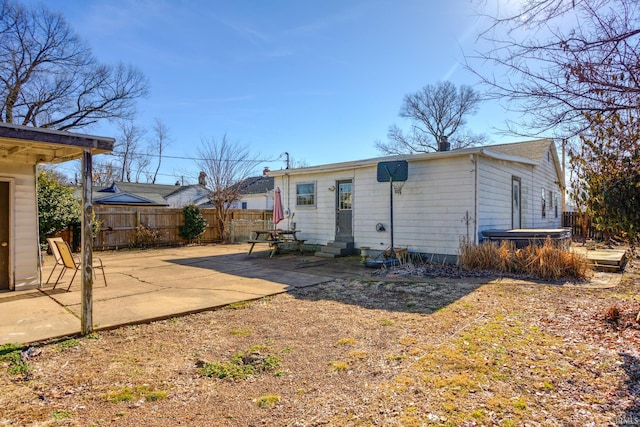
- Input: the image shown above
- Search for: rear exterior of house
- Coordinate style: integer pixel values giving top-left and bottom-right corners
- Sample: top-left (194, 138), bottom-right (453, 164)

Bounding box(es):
top-left (269, 139), bottom-right (563, 259)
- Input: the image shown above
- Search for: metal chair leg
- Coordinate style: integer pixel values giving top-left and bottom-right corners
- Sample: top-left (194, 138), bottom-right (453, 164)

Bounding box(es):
top-left (46, 264), bottom-right (59, 284)
top-left (52, 267), bottom-right (67, 290)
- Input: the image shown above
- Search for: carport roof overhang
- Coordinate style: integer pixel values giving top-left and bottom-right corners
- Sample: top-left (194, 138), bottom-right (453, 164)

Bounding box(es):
top-left (0, 123), bottom-right (114, 165)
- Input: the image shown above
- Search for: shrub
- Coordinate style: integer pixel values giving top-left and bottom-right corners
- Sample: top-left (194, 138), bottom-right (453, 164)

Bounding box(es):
top-left (179, 205), bottom-right (207, 243)
top-left (459, 237), bottom-right (588, 281)
top-left (128, 225), bottom-right (164, 248)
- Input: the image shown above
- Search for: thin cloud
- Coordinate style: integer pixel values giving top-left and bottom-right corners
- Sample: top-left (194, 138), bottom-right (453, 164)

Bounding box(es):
top-left (441, 15), bottom-right (482, 81)
top-left (214, 16), bottom-right (271, 46)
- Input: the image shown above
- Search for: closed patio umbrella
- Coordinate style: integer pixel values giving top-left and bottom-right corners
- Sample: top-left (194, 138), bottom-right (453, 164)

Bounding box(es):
top-left (273, 186), bottom-right (284, 229)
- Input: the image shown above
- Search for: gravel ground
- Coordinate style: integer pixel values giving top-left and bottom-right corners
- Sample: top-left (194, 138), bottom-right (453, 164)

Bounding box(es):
top-left (1, 262), bottom-right (638, 426)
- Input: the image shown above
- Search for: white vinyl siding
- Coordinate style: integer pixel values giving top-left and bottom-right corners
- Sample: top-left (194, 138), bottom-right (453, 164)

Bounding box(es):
top-left (276, 156), bottom-right (475, 256)
top-left (230, 192), bottom-right (274, 210)
top-left (365, 156), bottom-right (474, 256)
top-left (476, 147), bottom-right (562, 232)
top-left (271, 140), bottom-right (563, 259)
top-left (477, 157), bottom-right (534, 231)
top-left (0, 161), bottom-right (39, 290)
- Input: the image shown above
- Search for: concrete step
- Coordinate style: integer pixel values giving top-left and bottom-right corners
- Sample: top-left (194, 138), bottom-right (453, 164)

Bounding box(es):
top-left (319, 246), bottom-right (348, 255)
top-left (325, 241), bottom-right (354, 250)
top-left (314, 251), bottom-right (338, 258)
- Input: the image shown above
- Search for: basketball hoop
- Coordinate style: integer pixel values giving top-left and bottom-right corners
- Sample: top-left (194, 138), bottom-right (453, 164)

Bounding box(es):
top-left (392, 181), bottom-right (405, 195)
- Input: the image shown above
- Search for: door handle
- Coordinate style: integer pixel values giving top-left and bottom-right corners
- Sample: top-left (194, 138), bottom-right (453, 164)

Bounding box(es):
top-left (1, 242), bottom-right (7, 247)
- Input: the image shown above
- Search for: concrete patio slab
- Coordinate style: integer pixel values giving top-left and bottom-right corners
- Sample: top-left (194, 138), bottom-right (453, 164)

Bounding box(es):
top-left (0, 244), bottom-right (363, 345)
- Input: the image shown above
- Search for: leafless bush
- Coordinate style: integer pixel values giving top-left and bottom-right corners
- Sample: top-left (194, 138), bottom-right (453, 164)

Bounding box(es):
top-left (459, 237), bottom-right (589, 281)
top-left (128, 225), bottom-right (164, 248)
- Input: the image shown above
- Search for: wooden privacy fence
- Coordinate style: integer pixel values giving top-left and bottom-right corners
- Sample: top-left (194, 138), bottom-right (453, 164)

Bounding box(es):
top-left (93, 207), bottom-right (272, 250)
top-left (562, 211), bottom-right (600, 240)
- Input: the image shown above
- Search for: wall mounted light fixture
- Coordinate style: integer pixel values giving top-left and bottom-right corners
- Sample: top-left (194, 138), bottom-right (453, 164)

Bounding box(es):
top-left (328, 185), bottom-right (335, 191)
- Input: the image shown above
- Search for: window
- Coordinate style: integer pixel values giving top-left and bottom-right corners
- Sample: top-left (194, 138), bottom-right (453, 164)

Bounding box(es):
top-left (296, 182), bottom-right (316, 206)
top-left (541, 188), bottom-right (546, 218)
top-left (554, 193), bottom-right (559, 218)
top-left (339, 182), bottom-right (352, 210)
top-left (241, 202), bottom-right (247, 210)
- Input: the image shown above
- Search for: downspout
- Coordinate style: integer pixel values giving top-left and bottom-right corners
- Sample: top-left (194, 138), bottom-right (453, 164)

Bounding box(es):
top-left (473, 154), bottom-right (479, 244)
top-left (531, 167), bottom-right (535, 228)
top-left (285, 173), bottom-right (291, 230)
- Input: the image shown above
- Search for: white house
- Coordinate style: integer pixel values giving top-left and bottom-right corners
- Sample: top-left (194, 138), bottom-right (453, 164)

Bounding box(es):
top-left (0, 124), bottom-right (114, 291)
top-left (269, 139), bottom-right (564, 259)
top-left (228, 176), bottom-right (274, 210)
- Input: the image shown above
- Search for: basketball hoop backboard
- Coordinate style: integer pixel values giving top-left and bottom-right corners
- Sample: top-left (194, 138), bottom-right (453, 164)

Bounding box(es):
top-left (376, 160), bottom-right (408, 182)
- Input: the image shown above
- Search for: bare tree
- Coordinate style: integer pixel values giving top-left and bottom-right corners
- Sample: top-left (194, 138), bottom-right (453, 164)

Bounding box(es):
top-left (115, 120), bottom-right (147, 182)
top-left (376, 81), bottom-right (486, 155)
top-left (149, 118), bottom-right (172, 184)
top-left (0, 0), bottom-right (149, 130)
top-left (91, 161), bottom-right (119, 187)
top-left (471, 0), bottom-right (640, 137)
top-left (197, 135), bottom-right (262, 242)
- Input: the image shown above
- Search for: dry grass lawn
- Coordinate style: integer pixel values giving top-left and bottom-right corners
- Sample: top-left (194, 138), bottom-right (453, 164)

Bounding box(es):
top-left (1, 261), bottom-right (639, 426)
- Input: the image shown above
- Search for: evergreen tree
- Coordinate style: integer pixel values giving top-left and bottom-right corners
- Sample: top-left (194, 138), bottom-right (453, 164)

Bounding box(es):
top-left (180, 205), bottom-right (207, 243)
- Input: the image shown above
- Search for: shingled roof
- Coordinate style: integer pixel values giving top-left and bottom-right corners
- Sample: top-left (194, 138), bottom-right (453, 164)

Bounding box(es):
top-left (100, 182), bottom-right (182, 197)
top-left (94, 182), bottom-right (211, 206)
top-left (486, 139), bottom-right (553, 163)
top-left (234, 176), bottom-right (274, 195)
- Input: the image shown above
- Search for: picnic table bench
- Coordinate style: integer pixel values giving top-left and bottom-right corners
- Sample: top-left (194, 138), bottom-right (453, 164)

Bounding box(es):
top-left (247, 230), bottom-right (306, 257)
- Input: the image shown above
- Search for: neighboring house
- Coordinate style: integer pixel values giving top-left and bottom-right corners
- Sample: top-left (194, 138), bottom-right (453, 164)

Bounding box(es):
top-left (0, 123), bottom-right (114, 291)
top-left (94, 182), bottom-right (210, 208)
top-left (269, 138), bottom-right (564, 259)
top-left (228, 176), bottom-right (274, 210)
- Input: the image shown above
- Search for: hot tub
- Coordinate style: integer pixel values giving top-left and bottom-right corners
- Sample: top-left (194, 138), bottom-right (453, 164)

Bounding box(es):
top-left (481, 228), bottom-right (571, 249)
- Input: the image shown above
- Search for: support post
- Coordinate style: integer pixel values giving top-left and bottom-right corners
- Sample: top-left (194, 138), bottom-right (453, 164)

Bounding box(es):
top-left (81, 149), bottom-right (94, 335)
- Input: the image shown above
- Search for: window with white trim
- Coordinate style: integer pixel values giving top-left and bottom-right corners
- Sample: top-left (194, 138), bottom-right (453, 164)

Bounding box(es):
top-left (296, 182), bottom-right (316, 207)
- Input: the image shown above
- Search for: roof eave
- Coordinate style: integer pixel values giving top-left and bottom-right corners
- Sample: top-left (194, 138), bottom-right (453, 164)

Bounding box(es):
top-left (0, 123), bottom-right (115, 165)
top-left (268, 145), bottom-right (551, 176)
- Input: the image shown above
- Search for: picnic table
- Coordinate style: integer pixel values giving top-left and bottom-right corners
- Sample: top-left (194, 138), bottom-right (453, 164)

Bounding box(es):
top-left (247, 230), bottom-right (306, 257)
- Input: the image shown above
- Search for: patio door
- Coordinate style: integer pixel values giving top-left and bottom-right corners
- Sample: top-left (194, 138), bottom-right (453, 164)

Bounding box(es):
top-left (335, 180), bottom-right (353, 239)
top-left (512, 177), bottom-right (521, 229)
top-left (0, 181), bottom-right (9, 290)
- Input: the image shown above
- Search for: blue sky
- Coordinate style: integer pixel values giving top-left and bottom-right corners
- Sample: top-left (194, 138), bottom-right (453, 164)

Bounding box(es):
top-left (40, 0), bottom-right (527, 184)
